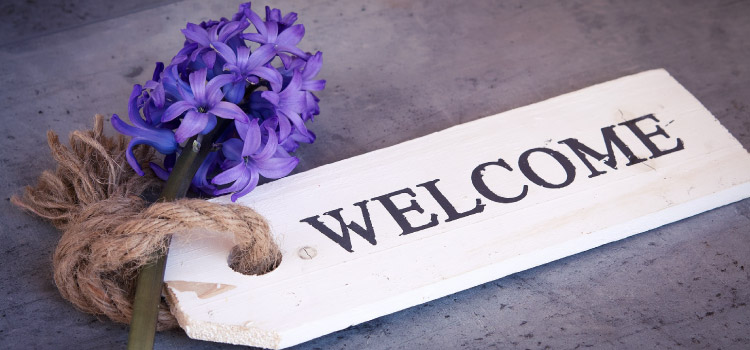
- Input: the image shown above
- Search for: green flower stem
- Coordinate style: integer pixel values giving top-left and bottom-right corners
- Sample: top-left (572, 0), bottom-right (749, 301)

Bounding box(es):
top-left (128, 119), bottom-right (230, 350)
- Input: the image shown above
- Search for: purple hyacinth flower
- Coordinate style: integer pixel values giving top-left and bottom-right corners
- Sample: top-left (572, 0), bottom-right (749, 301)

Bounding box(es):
top-left (299, 52), bottom-right (324, 89)
top-left (141, 62), bottom-right (168, 125)
top-left (191, 150), bottom-right (220, 194)
top-left (162, 68), bottom-right (249, 142)
top-left (111, 85), bottom-right (178, 176)
top-left (276, 52), bottom-right (324, 120)
top-left (265, 6), bottom-right (298, 31)
top-left (299, 51), bottom-right (325, 120)
top-left (182, 20), bottom-right (248, 48)
top-left (212, 42), bottom-right (282, 103)
top-left (170, 42), bottom-right (199, 66)
top-left (177, 19), bottom-right (248, 75)
top-left (279, 128), bottom-right (315, 153)
top-left (260, 70), bottom-right (311, 141)
top-left (242, 7), bottom-right (308, 58)
top-left (149, 153), bottom-right (176, 181)
top-left (213, 119), bottom-right (299, 201)
top-left (160, 64), bottom-right (190, 101)
top-left (232, 2), bottom-right (253, 21)
top-left (143, 61), bottom-right (164, 92)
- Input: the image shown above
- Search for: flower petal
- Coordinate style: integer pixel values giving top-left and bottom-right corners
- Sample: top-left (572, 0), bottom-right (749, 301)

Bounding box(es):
top-left (230, 169), bottom-right (259, 202)
top-left (217, 20), bottom-right (248, 42)
top-left (241, 33), bottom-right (267, 44)
top-left (235, 46), bottom-right (251, 69)
top-left (151, 82), bottom-right (166, 109)
top-left (266, 6), bottom-right (281, 22)
top-left (305, 92), bottom-right (320, 116)
top-left (212, 41), bottom-right (237, 65)
top-left (283, 69), bottom-right (303, 92)
top-left (189, 68), bottom-right (208, 104)
top-left (208, 101), bottom-right (249, 122)
top-left (277, 24), bottom-right (304, 46)
top-left (206, 74), bottom-right (234, 100)
top-left (127, 85), bottom-right (148, 128)
top-left (302, 79), bottom-right (326, 91)
top-left (241, 119), bottom-right (262, 156)
top-left (245, 8), bottom-right (267, 37)
top-left (123, 138), bottom-right (146, 176)
top-left (250, 66), bottom-right (283, 91)
top-left (162, 100), bottom-right (195, 122)
top-left (253, 125), bottom-right (278, 161)
top-left (234, 118), bottom-right (249, 140)
top-left (190, 46), bottom-right (205, 63)
top-left (151, 62), bottom-right (165, 81)
top-left (205, 73), bottom-right (234, 94)
top-left (246, 44), bottom-right (276, 69)
top-left (205, 74), bottom-right (233, 105)
top-left (256, 155), bottom-right (299, 179)
top-left (201, 113), bottom-right (217, 135)
top-left (202, 50), bottom-right (216, 69)
top-left (193, 151), bottom-right (218, 189)
top-left (177, 83), bottom-right (197, 106)
top-left (221, 138), bottom-right (243, 160)
top-left (124, 135), bottom-right (177, 176)
top-left (174, 110), bottom-right (208, 142)
top-left (280, 91), bottom-right (307, 113)
top-left (279, 109), bottom-right (312, 142)
top-left (277, 113), bottom-right (292, 141)
top-left (281, 12), bottom-right (298, 26)
top-left (223, 81), bottom-right (245, 104)
top-left (301, 51), bottom-right (323, 80)
top-left (182, 23), bottom-right (210, 47)
top-left (278, 53), bottom-right (293, 69)
top-left (111, 114), bottom-right (178, 155)
top-left (276, 44), bottom-right (308, 59)
top-left (261, 90), bottom-right (280, 106)
top-left (149, 162), bottom-right (170, 181)
top-left (266, 21), bottom-right (279, 43)
top-left (212, 162), bottom-right (247, 186)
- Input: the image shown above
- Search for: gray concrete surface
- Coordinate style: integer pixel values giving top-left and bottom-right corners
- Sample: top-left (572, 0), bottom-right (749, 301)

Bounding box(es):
top-left (1, 0), bottom-right (749, 349)
top-left (0, 0), bottom-right (180, 46)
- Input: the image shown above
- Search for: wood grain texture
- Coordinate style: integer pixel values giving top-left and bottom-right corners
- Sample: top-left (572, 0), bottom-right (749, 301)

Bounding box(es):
top-left (164, 69), bottom-right (750, 349)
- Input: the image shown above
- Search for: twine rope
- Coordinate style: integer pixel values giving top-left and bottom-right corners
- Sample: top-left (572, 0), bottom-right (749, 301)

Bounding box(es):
top-left (12, 115), bottom-right (281, 330)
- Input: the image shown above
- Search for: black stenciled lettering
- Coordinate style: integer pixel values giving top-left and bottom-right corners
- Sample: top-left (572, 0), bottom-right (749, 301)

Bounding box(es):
top-left (619, 114), bottom-right (685, 159)
top-left (518, 148), bottom-right (576, 189)
top-left (416, 179), bottom-right (485, 222)
top-left (371, 188), bottom-right (439, 236)
top-left (299, 200), bottom-right (376, 252)
top-left (558, 125), bottom-right (647, 178)
top-left (471, 159), bottom-right (528, 203)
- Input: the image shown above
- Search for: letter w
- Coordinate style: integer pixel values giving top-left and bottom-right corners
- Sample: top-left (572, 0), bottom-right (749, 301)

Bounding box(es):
top-left (300, 200), bottom-right (377, 252)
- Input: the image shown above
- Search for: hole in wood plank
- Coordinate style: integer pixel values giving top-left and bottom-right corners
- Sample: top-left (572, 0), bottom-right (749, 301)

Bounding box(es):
top-left (227, 242), bottom-right (282, 276)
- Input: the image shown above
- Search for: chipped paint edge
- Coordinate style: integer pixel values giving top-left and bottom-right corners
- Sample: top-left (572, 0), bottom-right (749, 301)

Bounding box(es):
top-left (165, 283), bottom-right (283, 349)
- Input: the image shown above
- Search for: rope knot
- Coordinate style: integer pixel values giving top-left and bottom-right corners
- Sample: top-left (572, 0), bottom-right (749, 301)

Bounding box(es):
top-left (12, 115), bottom-right (281, 330)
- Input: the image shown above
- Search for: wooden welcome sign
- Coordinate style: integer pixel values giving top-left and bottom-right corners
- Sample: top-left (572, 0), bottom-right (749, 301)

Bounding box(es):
top-left (163, 69), bottom-right (750, 349)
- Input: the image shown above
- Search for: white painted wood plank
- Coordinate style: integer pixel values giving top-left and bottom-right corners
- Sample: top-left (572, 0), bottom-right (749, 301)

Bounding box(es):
top-left (163, 69), bottom-right (750, 349)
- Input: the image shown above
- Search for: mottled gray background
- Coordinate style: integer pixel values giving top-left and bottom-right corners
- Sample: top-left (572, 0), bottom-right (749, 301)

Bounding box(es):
top-left (1, 0), bottom-right (749, 349)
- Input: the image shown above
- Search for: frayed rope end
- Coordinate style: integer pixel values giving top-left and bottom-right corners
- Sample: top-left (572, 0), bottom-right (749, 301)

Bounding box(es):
top-left (12, 115), bottom-right (280, 330)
